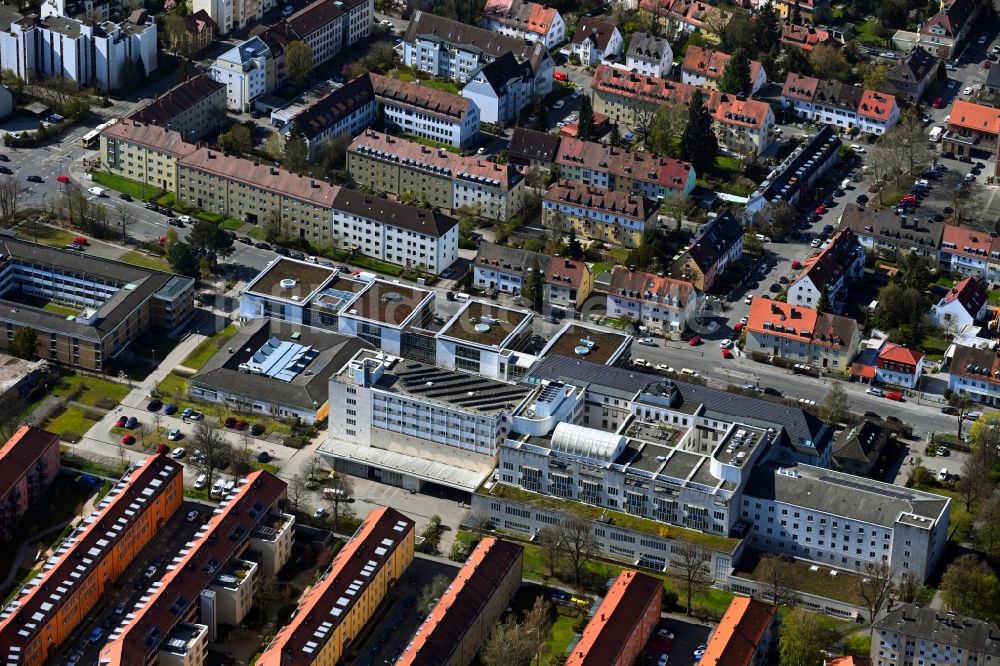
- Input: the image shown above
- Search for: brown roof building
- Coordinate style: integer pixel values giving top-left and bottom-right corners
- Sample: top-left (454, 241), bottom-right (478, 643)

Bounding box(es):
top-left (543, 180), bottom-right (658, 248)
top-left (698, 596), bottom-right (778, 666)
top-left (0, 426), bottom-right (60, 542)
top-left (125, 74), bottom-right (226, 139)
top-left (368, 73), bottom-right (480, 149)
top-left (508, 127), bottom-right (561, 167)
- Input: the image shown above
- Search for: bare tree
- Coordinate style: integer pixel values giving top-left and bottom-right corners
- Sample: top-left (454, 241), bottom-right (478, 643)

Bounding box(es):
top-left (956, 449), bottom-right (991, 511)
top-left (481, 616), bottom-right (535, 666)
top-left (327, 473), bottom-right (354, 531)
top-left (976, 491), bottom-right (1000, 564)
top-left (0, 176), bottom-right (22, 226)
top-left (523, 595), bottom-right (553, 664)
top-left (669, 543), bottom-right (711, 615)
top-left (950, 392), bottom-right (974, 438)
top-left (951, 182), bottom-right (984, 224)
top-left (0, 390), bottom-right (25, 441)
top-left (537, 525), bottom-right (562, 578)
top-left (417, 574), bottom-right (450, 613)
top-left (113, 202), bottom-right (135, 243)
top-left (756, 554), bottom-right (798, 607)
top-left (886, 114), bottom-right (932, 176)
top-left (557, 516), bottom-right (598, 585)
top-left (856, 560), bottom-right (894, 630)
top-left (190, 422), bottom-right (231, 497)
top-left (287, 472), bottom-right (308, 513)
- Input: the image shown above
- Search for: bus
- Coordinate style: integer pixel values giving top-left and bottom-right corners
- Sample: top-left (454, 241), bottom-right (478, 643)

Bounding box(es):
top-left (80, 120), bottom-right (113, 148)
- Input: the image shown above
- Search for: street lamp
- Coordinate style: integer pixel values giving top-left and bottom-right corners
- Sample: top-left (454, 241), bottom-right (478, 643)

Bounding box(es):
top-left (151, 348), bottom-right (156, 370)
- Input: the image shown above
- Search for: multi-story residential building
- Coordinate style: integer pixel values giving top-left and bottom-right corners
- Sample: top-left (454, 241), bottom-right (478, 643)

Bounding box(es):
top-left (555, 135), bottom-right (696, 200)
top-left (285, 0), bottom-right (344, 68)
top-left (180, 9), bottom-right (216, 54)
top-left (473, 242), bottom-right (550, 296)
top-left (625, 31), bottom-right (673, 78)
top-left (403, 11), bottom-right (553, 95)
top-left (591, 65), bottom-right (775, 154)
top-left (0, 426), bottom-right (59, 542)
top-left (508, 127), bottom-right (561, 169)
top-left (369, 73), bottom-right (480, 149)
top-left (949, 343), bottom-right (1000, 406)
top-left (190, 318), bottom-right (370, 423)
top-left (875, 342), bottom-right (925, 389)
top-left (566, 571), bottom-right (662, 666)
top-left (398, 538), bottom-right (523, 665)
top-left (126, 74), bottom-right (227, 140)
top-left (780, 21), bottom-right (838, 51)
top-left (606, 265), bottom-right (700, 334)
top-left (287, 75), bottom-right (376, 156)
top-left (770, 0), bottom-right (831, 24)
top-left (885, 46), bottom-right (937, 102)
top-left (177, 147), bottom-right (340, 245)
top-left (840, 203), bottom-right (944, 260)
top-left (698, 597), bottom-right (778, 666)
top-left (930, 275), bottom-right (989, 331)
top-left (0, 238), bottom-right (194, 371)
top-left (942, 100), bottom-right (1000, 160)
top-left (833, 421), bottom-right (890, 477)
top-left (743, 463), bottom-right (950, 584)
top-left (258, 507), bottom-right (414, 666)
top-left (542, 180), bottom-right (658, 248)
top-left (210, 36), bottom-right (271, 112)
top-left (680, 46), bottom-right (767, 94)
top-left (639, 0), bottom-right (733, 40)
top-left (100, 471), bottom-right (289, 665)
top-left (940, 224), bottom-right (1000, 285)
top-left (194, 0), bottom-right (273, 35)
top-left (347, 130), bottom-right (525, 220)
top-left (101, 120), bottom-right (198, 192)
top-left (481, 0), bottom-right (564, 49)
top-left (331, 189), bottom-right (459, 274)
top-left (544, 257), bottom-right (594, 316)
top-left (782, 73), bottom-right (900, 135)
top-left (0, 12), bottom-right (157, 91)
top-left (745, 298), bottom-right (861, 371)
top-left (873, 604), bottom-right (1000, 666)
top-left (462, 52), bottom-right (535, 124)
top-left (917, 0), bottom-right (976, 59)
top-left (570, 17), bottom-right (623, 67)
top-left (670, 210), bottom-right (744, 291)
top-left (744, 126), bottom-right (841, 219)
top-left (787, 228), bottom-right (866, 313)
top-left (341, 0), bottom-right (373, 47)
top-left (0, 453), bottom-right (182, 666)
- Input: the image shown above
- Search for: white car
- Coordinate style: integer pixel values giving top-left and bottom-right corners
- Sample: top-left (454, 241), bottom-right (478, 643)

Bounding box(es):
top-left (993, 45), bottom-right (1000, 53)
top-left (553, 99), bottom-right (565, 109)
top-left (811, 238), bottom-right (821, 247)
top-left (744, 295), bottom-right (753, 305)
top-left (866, 387), bottom-right (884, 396)
top-left (938, 467), bottom-right (949, 481)
top-left (720, 339), bottom-right (733, 349)
top-left (170, 447), bottom-right (185, 459)
top-left (851, 144), bottom-right (866, 153)
top-left (739, 316), bottom-right (749, 325)
top-left (177, 215), bottom-right (192, 224)
top-left (964, 87), bottom-right (973, 95)
top-left (637, 337), bottom-right (657, 346)
top-left (556, 121), bottom-right (567, 128)
top-left (313, 507), bottom-right (327, 518)
top-left (185, 510), bottom-right (200, 522)
top-left (967, 411), bottom-right (983, 420)
top-left (145, 565), bottom-right (157, 578)
top-left (477, 147), bottom-right (486, 155)
top-left (167, 429), bottom-right (182, 442)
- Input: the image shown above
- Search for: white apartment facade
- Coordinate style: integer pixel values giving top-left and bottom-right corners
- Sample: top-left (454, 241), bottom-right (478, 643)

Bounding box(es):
top-left (210, 37), bottom-right (270, 112)
top-left (461, 54), bottom-right (534, 124)
top-left (286, 0), bottom-right (344, 68)
top-left (625, 32), bottom-right (673, 78)
top-left (606, 267), bottom-right (700, 334)
top-left (343, 0), bottom-right (373, 46)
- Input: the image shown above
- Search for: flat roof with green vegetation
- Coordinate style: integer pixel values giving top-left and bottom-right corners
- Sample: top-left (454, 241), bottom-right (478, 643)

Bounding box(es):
top-left (732, 549), bottom-right (864, 605)
top-left (483, 483), bottom-right (740, 553)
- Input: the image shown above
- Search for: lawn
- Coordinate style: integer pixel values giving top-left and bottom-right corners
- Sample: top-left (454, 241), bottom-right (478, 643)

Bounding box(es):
top-left (120, 250), bottom-right (170, 271)
top-left (936, 276), bottom-right (957, 289)
top-left (89, 171), bottom-right (163, 201)
top-left (44, 405), bottom-right (100, 441)
top-left (42, 301), bottom-right (80, 316)
top-left (23, 223), bottom-right (77, 249)
top-left (913, 483), bottom-right (971, 542)
top-left (855, 18), bottom-right (884, 45)
top-left (221, 218), bottom-right (245, 231)
top-left (713, 154), bottom-right (741, 176)
top-left (156, 372), bottom-right (189, 401)
top-left (589, 262), bottom-right (611, 276)
top-left (51, 373), bottom-right (130, 407)
top-left (921, 333), bottom-right (949, 362)
top-left (990, 290), bottom-right (1000, 306)
top-left (543, 614), bottom-right (578, 661)
top-left (182, 323), bottom-right (239, 370)
top-left (420, 79), bottom-right (461, 95)
top-left (248, 227), bottom-right (268, 241)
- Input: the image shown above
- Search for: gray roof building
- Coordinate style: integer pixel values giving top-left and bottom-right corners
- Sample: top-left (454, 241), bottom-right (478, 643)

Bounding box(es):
top-left (874, 604), bottom-right (1000, 663)
top-left (832, 421), bottom-right (889, 477)
top-left (626, 31), bottom-right (670, 62)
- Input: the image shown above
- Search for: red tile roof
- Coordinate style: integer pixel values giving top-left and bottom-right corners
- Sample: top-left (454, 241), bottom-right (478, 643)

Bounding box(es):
top-left (545, 180), bottom-right (657, 223)
top-left (126, 74), bottom-right (224, 128)
top-left (608, 265), bottom-right (697, 307)
top-left (780, 22), bottom-right (836, 51)
top-left (782, 71), bottom-right (821, 101)
top-left (681, 46), bottom-right (764, 85)
top-left (859, 89), bottom-right (897, 122)
top-left (101, 119), bottom-right (199, 157)
top-left (101, 471), bottom-right (287, 665)
top-left (258, 507), bottom-right (414, 666)
top-left (369, 73), bottom-right (473, 121)
top-left (828, 658), bottom-right (873, 666)
top-left (698, 596), bottom-right (777, 666)
top-left (566, 570), bottom-right (662, 665)
top-left (483, 0), bottom-right (559, 36)
top-left (0, 425), bottom-right (59, 499)
top-left (951, 343), bottom-right (1000, 385)
top-left (940, 275), bottom-right (988, 317)
top-left (941, 224), bottom-right (1000, 260)
top-left (878, 342), bottom-right (924, 367)
top-left (182, 8), bottom-right (215, 35)
top-left (747, 298), bottom-right (857, 349)
top-left (545, 256), bottom-right (590, 289)
top-left (0, 453), bottom-right (178, 660)
top-left (794, 227), bottom-right (861, 294)
top-left (555, 132), bottom-right (693, 192)
top-left (783, 73), bottom-right (897, 122)
top-left (397, 537), bottom-right (522, 665)
top-left (947, 100), bottom-right (1000, 136)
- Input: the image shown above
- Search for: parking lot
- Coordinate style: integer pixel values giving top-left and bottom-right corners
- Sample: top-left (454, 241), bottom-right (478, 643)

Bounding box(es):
top-left (56, 500), bottom-right (211, 665)
top-left (638, 616), bottom-right (713, 666)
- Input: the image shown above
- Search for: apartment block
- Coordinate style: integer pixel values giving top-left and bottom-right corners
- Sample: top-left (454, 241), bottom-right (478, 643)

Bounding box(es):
top-left (744, 126), bottom-right (840, 219)
top-left (0, 12), bottom-right (157, 92)
top-left (177, 148), bottom-right (340, 246)
top-left (481, 0), bottom-right (564, 48)
top-left (369, 72), bottom-right (480, 149)
top-left (744, 298), bottom-right (861, 371)
top-left (288, 75), bottom-right (376, 156)
top-left (605, 265), bottom-right (700, 334)
top-left (566, 571), bottom-right (662, 666)
top-left (943, 100), bottom-right (1000, 160)
top-left (398, 538), bottom-right (523, 665)
top-left (473, 242), bottom-right (550, 297)
top-left (0, 454), bottom-right (183, 666)
top-left (347, 130), bottom-right (525, 220)
top-left (542, 180), bottom-right (658, 248)
top-left (0, 426), bottom-right (60, 542)
top-left (285, 0), bottom-right (344, 68)
top-left (462, 52), bottom-right (535, 124)
top-left (101, 120), bottom-right (199, 192)
top-left (341, 0), bottom-right (373, 47)
top-left (194, 0), bottom-right (274, 35)
top-left (570, 17), bottom-right (623, 67)
top-left (699, 597), bottom-right (778, 666)
top-left (670, 210), bottom-right (744, 291)
top-left (840, 203), bottom-right (944, 261)
top-left (258, 507), bottom-right (414, 666)
top-left (916, 0), bottom-right (976, 59)
top-left (940, 224), bottom-right (1000, 286)
top-left (125, 74), bottom-right (228, 140)
top-left (681, 46), bottom-right (767, 94)
top-left (100, 471), bottom-right (288, 665)
top-left (948, 343), bottom-right (1000, 406)
top-left (210, 36), bottom-right (271, 111)
top-left (787, 228), bottom-right (866, 313)
top-left (543, 257), bottom-right (593, 315)
top-left (782, 73), bottom-right (900, 135)
top-left (0, 238), bottom-right (194, 371)
top-left (873, 604), bottom-right (1000, 665)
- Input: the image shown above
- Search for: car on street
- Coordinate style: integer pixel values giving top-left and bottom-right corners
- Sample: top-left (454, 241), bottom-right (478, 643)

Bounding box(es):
top-left (0, 166), bottom-right (11, 175)
top-left (811, 238), bottom-right (821, 248)
top-left (638, 337), bottom-right (657, 346)
top-left (255, 242), bottom-right (272, 250)
top-left (170, 447), bottom-right (186, 459)
top-left (119, 192), bottom-right (133, 201)
top-left (885, 391), bottom-right (903, 401)
top-left (237, 236), bottom-right (253, 244)
top-left (145, 565), bottom-right (157, 578)
top-left (167, 428), bottom-right (183, 441)
top-left (289, 251), bottom-right (305, 260)
top-left (866, 387), bottom-right (884, 396)
top-left (720, 339), bottom-right (733, 348)
top-left (964, 86), bottom-right (974, 95)
top-left (164, 403), bottom-right (177, 415)
top-left (26, 175), bottom-right (43, 183)
top-left (235, 419), bottom-right (247, 430)
top-left (932, 96), bottom-right (944, 108)
top-left (979, 35), bottom-right (987, 44)
top-left (968, 410), bottom-right (983, 420)
top-left (721, 348), bottom-right (733, 359)
top-left (937, 446), bottom-right (949, 456)
top-left (744, 294), bottom-right (753, 304)
top-left (147, 399), bottom-right (162, 411)
top-left (114, 602), bottom-right (126, 615)
top-left (688, 335), bottom-right (701, 346)
top-left (553, 99), bottom-right (565, 109)
top-left (942, 406), bottom-right (959, 416)
top-left (851, 144), bottom-right (866, 153)
top-left (657, 654), bottom-right (669, 666)
top-left (88, 627), bottom-right (104, 643)
top-left (864, 410), bottom-right (881, 419)
top-left (121, 434), bottom-right (135, 445)
top-left (314, 507), bottom-right (327, 518)
top-left (168, 218), bottom-right (185, 228)
top-left (815, 204), bottom-right (826, 214)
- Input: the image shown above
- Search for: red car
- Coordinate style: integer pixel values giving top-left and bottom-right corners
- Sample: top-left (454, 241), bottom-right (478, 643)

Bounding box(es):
top-left (156, 443), bottom-right (168, 454)
top-left (116, 416), bottom-right (127, 427)
top-left (733, 323), bottom-right (744, 334)
top-left (554, 70), bottom-right (568, 81)
top-left (56, 174), bottom-right (69, 184)
top-left (121, 434), bottom-right (135, 445)
top-left (235, 419), bottom-right (247, 430)
top-left (885, 391), bottom-right (903, 401)
top-left (791, 260), bottom-right (802, 270)
top-left (901, 194), bottom-right (917, 203)
top-left (932, 97), bottom-right (944, 108)
top-left (688, 335), bottom-right (701, 346)
top-left (722, 348), bottom-right (733, 359)
top-left (224, 416), bottom-right (237, 428)
top-left (815, 204), bottom-right (826, 214)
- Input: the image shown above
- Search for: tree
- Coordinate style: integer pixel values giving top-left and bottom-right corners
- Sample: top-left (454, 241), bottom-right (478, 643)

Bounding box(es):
top-left (660, 191), bottom-right (692, 233)
top-left (286, 41), bottom-right (315, 86)
top-left (669, 543), bottom-right (710, 615)
top-left (190, 422), bottom-right (230, 500)
top-left (956, 449), bottom-right (991, 511)
top-left (0, 390), bottom-right (25, 441)
top-left (952, 181), bottom-right (985, 224)
top-left (949, 391), bottom-right (974, 438)
top-left (557, 516), bottom-right (598, 585)
top-left (820, 382), bottom-right (849, 425)
top-left (756, 554), bottom-right (798, 607)
top-left (283, 124), bottom-right (310, 174)
top-left (608, 124), bottom-right (622, 147)
top-left (755, 200), bottom-right (798, 238)
top-left (217, 124), bottom-right (253, 155)
top-left (894, 252), bottom-right (932, 290)
top-left (860, 61), bottom-right (889, 92)
top-left (975, 492), bottom-right (1000, 563)
top-left (856, 560), bottom-right (894, 629)
top-left (875, 283), bottom-right (928, 349)
top-left (646, 103), bottom-right (688, 157)
top-left (719, 48), bottom-right (753, 95)
top-left (817, 287), bottom-right (831, 314)
top-left (164, 12), bottom-right (192, 56)
top-left (263, 132), bottom-right (284, 160)
top-left (567, 226), bottom-right (583, 260)
top-left (481, 617), bottom-right (534, 666)
top-left (0, 175), bottom-right (21, 226)
top-left (789, 0), bottom-right (801, 26)
top-left (523, 596), bottom-right (552, 664)
top-left (577, 95), bottom-right (595, 142)
top-left (680, 92), bottom-right (717, 175)
top-left (327, 473), bottom-right (354, 530)
top-left (780, 608), bottom-right (830, 666)
top-left (522, 257), bottom-right (544, 312)
top-left (188, 219), bottom-right (235, 259)
top-left (537, 525), bottom-right (562, 577)
top-left (417, 574), bottom-right (450, 614)
top-left (287, 472), bottom-right (308, 513)
top-left (809, 44), bottom-right (850, 81)
top-left (755, 1), bottom-right (781, 53)
top-left (9, 327), bottom-right (36, 360)
top-left (166, 240), bottom-right (201, 278)
top-left (940, 554), bottom-right (999, 619)
top-left (113, 202), bottom-right (135, 243)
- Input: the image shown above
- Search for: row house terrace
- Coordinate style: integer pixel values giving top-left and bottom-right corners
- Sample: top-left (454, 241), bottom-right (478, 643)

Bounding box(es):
top-left (782, 73), bottom-right (900, 134)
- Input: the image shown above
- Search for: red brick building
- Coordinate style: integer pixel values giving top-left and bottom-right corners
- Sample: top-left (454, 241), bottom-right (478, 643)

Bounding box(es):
top-left (0, 426), bottom-right (60, 541)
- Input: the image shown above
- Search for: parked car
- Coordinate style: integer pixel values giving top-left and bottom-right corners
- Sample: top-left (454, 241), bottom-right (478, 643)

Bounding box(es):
top-left (186, 510), bottom-right (200, 522)
top-left (250, 424), bottom-right (266, 436)
top-left (125, 416), bottom-right (138, 429)
top-left (688, 335), bottom-right (701, 346)
top-left (147, 399), bottom-right (162, 411)
top-left (941, 405), bottom-right (958, 415)
top-left (166, 428), bottom-right (182, 441)
top-left (866, 387), bottom-right (884, 396)
top-left (937, 446), bottom-right (949, 456)
top-left (234, 419), bottom-right (247, 430)
top-left (26, 175), bottom-right (43, 183)
top-left (638, 337), bottom-right (657, 346)
top-left (121, 434), bottom-right (136, 446)
top-left (88, 628), bottom-right (104, 643)
top-left (164, 403), bottom-right (177, 415)
top-left (885, 391), bottom-right (903, 401)
top-left (170, 446), bottom-right (185, 458)
top-left (224, 416), bottom-right (237, 428)
top-left (116, 416), bottom-right (128, 427)
top-left (257, 451), bottom-right (272, 463)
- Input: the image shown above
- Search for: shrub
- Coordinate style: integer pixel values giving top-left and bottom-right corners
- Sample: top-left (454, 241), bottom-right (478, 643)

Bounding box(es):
top-left (662, 588), bottom-right (679, 611)
top-left (95, 397), bottom-right (118, 410)
top-left (61, 430), bottom-right (81, 442)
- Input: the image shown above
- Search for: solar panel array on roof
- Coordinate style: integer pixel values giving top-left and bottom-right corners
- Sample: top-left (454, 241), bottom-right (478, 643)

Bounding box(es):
top-left (244, 337), bottom-right (318, 382)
